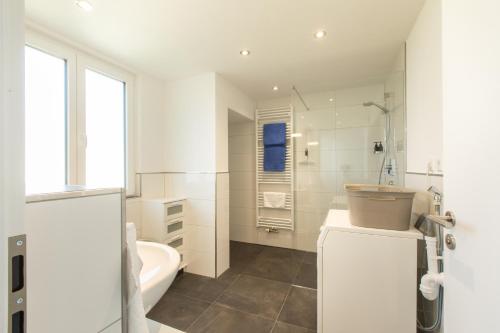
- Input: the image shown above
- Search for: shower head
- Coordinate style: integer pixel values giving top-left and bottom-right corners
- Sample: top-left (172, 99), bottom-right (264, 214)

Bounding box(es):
top-left (363, 101), bottom-right (389, 114)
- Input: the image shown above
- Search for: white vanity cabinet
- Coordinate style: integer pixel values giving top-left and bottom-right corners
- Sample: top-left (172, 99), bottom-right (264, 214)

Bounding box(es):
top-left (317, 209), bottom-right (422, 333)
top-left (142, 198), bottom-right (187, 266)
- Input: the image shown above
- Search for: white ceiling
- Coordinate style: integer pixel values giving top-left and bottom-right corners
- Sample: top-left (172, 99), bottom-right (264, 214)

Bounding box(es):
top-left (25, 0), bottom-right (424, 100)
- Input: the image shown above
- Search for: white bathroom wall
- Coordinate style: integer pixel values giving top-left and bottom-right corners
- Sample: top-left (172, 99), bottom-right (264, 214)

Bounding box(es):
top-left (130, 73), bottom-right (253, 277)
top-left (182, 173), bottom-right (217, 277)
top-left (216, 173), bottom-right (230, 275)
top-left (404, 0), bottom-right (443, 194)
top-left (215, 74), bottom-right (255, 173)
top-left (125, 197), bottom-right (143, 235)
top-left (136, 74), bottom-right (167, 173)
top-left (213, 75), bottom-right (254, 277)
top-left (228, 121), bottom-right (256, 244)
top-left (126, 73), bottom-right (166, 236)
top-left (406, 0), bottom-right (443, 175)
top-left (164, 73), bottom-right (216, 172)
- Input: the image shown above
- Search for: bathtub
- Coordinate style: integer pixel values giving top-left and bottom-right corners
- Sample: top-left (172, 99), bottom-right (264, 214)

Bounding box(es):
top-left (136, 241), bottom-right (180, 313)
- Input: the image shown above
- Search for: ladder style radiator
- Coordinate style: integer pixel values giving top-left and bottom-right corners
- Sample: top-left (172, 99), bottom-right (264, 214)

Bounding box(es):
top-left (255, 106), bottom-right (295, 231)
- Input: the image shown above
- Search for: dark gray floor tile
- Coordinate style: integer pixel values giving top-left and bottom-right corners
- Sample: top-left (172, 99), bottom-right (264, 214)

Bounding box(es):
top-left (272, 321), bottom-right (316, 333)
top-left (278, 286), bottom-right (317, 330)
top-left (146, 292), bottom-right (211, 331)
top-left (217, 267), bottom-right (241, 285)
top-left (187, 304), bottom-right (275, 333)
top-left (230, 241), bottom-right (265, 259)
top-left (216, 274), bottom-right (290, 319)
top-left (169, 272), bottom-right (229, 302)
top-left (301, 251), bottom-right (317, 265)
top-left (294, 263), bottom-right (317, 289)
top-left (230, 241), bottom-right (265, 272)
top-left (243, 246), bottom-right (303, 283)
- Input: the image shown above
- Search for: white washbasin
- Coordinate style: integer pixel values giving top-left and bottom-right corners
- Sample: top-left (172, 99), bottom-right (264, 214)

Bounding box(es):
top-left (137, 241), bottom-right (180, 313)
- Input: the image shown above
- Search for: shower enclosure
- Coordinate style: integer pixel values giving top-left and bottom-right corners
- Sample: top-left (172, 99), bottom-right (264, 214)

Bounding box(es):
top-left (291, 80), bottom-right (405, 225)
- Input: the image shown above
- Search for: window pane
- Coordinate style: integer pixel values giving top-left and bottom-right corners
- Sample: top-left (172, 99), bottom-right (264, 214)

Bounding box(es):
top-left (85, 69), bottom-right (125, 188)
top-left (25, 46), bottom-right (67, 194)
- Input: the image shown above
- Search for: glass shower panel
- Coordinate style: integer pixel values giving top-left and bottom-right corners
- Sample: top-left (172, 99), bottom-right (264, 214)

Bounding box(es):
top-left (333, 85), bottom-right (386, 208)
top-left (292, 91), bottom-right (337, 238)
top-left (291, 85), bottom-right (392, 246)
top-left (383, 69), bottom-right (406, 186)
top-left (264, 75), bottom-right (406, 250)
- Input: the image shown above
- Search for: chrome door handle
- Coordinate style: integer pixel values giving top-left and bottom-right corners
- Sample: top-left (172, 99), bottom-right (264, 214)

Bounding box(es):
top-left (426, 211), bottom-right (456, 229)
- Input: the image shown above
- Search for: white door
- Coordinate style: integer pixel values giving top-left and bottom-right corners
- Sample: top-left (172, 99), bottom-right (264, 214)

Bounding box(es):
top-left (442, 0), bottom-right (500, 331)
top-left (0, 0), bottom-right (25, 332)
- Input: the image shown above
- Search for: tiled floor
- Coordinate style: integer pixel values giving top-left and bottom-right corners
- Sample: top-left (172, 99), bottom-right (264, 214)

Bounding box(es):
top-left (147, 241), bottom-right (317, 333)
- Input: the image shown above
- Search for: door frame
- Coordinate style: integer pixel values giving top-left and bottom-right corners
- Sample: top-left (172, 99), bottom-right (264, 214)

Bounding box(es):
top-left (0, 0), bottom-right (25, 331)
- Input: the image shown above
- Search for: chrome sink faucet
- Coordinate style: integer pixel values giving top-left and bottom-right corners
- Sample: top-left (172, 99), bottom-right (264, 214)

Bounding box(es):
top-left (427, 186), bottom-right (442, 215)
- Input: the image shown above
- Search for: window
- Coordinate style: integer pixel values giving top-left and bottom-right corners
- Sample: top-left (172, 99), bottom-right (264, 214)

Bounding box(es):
top-left (24, 31), bottom-right (136, 195)
top-left (84, 69), bottom-right (125, 188)
top-left (25, 46), bottom-right (67, 193)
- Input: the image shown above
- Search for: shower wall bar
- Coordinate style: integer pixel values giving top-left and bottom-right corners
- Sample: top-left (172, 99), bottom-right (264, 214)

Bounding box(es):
top-left (292, 86), bottom-right (310, 111)
top-left (255, 106), bottom-right (295, 231)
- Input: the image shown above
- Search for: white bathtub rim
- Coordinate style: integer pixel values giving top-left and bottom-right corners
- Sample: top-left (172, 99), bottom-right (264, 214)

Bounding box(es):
top-left (136, 240), bottom-right (180, 312)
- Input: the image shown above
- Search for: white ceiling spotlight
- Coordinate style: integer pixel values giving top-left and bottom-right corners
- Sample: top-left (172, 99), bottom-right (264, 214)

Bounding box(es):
top-left (272, 86), bottom-right (279, 91)
top-left (76, 0), bottom-right (93, 12)
top-left (314, 30), bottom-right (327, 39)
top-left (240, 49), bottom-right (251, 56)
top-left (329, 98), bottom-right (334, 102)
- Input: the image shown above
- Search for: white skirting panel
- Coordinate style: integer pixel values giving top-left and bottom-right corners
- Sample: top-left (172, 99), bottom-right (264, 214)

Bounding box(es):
top-left (26, 191), bottom-right (123, 333)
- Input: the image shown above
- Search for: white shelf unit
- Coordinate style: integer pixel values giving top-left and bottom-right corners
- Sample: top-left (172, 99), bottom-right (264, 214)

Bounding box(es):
top-left (255, 106), bottom-right (295, 231)
top-left (141, 198), bottom-right (187, 268)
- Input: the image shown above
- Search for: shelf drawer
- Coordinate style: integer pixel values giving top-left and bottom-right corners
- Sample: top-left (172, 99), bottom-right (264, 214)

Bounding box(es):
top-left (164, 201), bottom-right (184, 221)
top-left (166, 218), bottom-right (184, 238)
top-left (166, 234), bottom-right (184, 249)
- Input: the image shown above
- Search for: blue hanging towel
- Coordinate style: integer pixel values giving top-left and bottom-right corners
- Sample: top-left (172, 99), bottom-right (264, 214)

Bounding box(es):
top-left (263, 123), bottom-right (286, 146)
top-left (264, 145), bottom-right (286, 171)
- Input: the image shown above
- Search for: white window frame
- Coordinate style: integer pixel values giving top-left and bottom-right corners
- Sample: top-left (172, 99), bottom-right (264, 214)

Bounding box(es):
top-left (76, 54), bottom-right (136, 194)
top-left (25, 30), bottom-right (77, 185)
top-left (25, 28), bottom-right (137, 195)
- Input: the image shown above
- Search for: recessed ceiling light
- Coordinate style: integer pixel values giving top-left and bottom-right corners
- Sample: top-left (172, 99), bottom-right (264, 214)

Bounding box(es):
top-left (329, 98), bottom-right (334, 102)
top-left (314, 30), bottom-right (327, 39)
top-left (240, 49), bottom-right (250, 56)
top-left (272, 86), bottom-right (279, 91)
top-left (291, 133), bottom-right (303, 138)
top-left (307, 141), bottom-right (319, 146)
top-left (76, 0), bottom-right (93, 12)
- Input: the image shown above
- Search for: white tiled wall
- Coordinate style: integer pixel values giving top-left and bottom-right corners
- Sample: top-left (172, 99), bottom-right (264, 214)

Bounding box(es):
top-left (182, 173), bottom-right (217, 276)
top-left (126, 172), bottom-right (220, 278)
top-left (228, 121), bottom-right (258, 244)
top-left (216, 173), bottom-right (230, 277)
top-left (125, 198), bottom-right (143, 237)
top-left (140, 174), bottom-right (165, 199)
